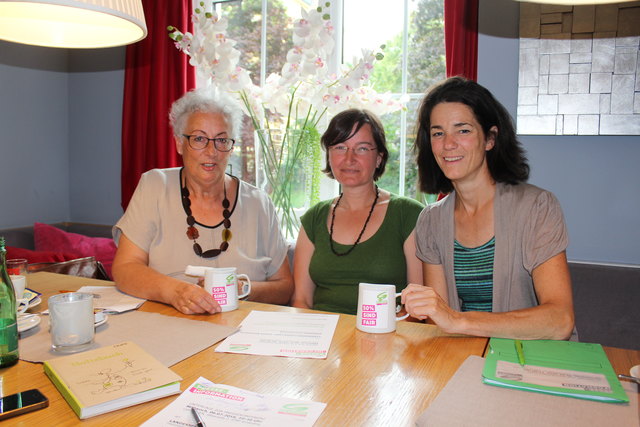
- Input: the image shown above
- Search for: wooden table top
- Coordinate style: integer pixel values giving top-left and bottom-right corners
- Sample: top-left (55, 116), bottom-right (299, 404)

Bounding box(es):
top-left (4, 272), bottom-right (638, 426)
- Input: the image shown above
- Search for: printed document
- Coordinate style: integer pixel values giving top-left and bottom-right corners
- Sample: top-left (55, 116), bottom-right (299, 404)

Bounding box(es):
top-left (77, 285), bottom-right (146, 313)
top-left (215, 310), bottom-right (339, 358)
top-left (141, 376), bottom-right (326, 426)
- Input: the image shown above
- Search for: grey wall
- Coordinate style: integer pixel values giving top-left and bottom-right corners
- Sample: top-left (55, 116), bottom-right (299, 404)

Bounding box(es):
top-left (68, 48), bottom-right (124, 225)
top-left (0, 41), bottom-right (70, 227)
top-left (478, 0), bottom-right (640, 266)
top-left (1, 1), bottom-right (639, 265)
top-left (0, 40), bottom-right (124, 231)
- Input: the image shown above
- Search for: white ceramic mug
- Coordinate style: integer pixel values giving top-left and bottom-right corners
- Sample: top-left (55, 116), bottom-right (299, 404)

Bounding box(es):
top-left (48, 292), bottom-right (95, 353)
top-left (356, 283), bottom-right (409, 333)
top-left (204, 267), bottom-right (251, 312)
top-left (10, 275), bottom-right (29, 314)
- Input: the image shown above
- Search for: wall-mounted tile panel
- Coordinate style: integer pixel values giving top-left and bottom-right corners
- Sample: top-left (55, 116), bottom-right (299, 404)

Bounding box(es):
top-left (517, 3), bottom-right (640, 135)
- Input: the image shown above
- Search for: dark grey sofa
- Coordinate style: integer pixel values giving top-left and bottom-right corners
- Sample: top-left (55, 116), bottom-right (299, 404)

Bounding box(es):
top-left (569, 262), bottom-right (640, 350)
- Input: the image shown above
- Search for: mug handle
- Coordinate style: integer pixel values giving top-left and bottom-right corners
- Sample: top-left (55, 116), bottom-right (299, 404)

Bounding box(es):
top-left (395, 292), bottom-right (409, 321)
top-left (237, 274), bottom-right (251, 299)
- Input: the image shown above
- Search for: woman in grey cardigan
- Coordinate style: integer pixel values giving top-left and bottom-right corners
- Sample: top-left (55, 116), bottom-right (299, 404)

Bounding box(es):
top-left (401, 77), bottom-right (574, 340)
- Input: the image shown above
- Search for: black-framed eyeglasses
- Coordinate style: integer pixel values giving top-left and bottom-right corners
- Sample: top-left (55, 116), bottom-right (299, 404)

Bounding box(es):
top-left (182, 134), bottom-right (235, 152)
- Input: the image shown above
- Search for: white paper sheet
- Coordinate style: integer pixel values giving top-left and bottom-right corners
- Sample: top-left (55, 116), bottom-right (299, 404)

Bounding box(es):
top-left (77, 285), bottom-right (146, 313)
top-left (215, 310), bottom-right (339, 359)
top-left (141, 377), bottom-right (326, 426)
top-left (495, 360), bottom-right (613, 393)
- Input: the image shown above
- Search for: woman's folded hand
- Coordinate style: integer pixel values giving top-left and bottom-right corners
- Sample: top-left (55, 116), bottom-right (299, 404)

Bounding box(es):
top-left (169, 281), bottom-right (221, 315)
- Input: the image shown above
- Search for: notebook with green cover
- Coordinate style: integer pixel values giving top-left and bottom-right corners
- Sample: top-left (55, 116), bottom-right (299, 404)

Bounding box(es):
top-left (482, 338), bottom-right (628, 403)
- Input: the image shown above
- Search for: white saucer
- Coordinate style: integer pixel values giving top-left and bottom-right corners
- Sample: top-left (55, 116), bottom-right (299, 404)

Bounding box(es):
top-left (95, 312), bottom-right (108, 328)
top-left (631, 365), bottom-right (639, 378)
top-left (18, 314), bottom-right (41, 333)
top-left (28, 296), bottom-right (42, 309)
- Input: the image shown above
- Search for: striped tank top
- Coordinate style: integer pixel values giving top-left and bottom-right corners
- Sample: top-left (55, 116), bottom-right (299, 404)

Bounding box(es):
top-left (454, 237), bottom-right (495, 312)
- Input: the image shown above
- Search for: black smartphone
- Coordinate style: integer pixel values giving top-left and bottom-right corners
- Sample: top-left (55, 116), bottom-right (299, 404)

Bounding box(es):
top-left (0, 389), bottom-right (49, 420)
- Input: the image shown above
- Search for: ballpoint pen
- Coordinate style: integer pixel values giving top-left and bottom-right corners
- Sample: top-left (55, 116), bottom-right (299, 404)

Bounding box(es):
top-left (514, 339), bottom-right (526, 366)
top-left (191, 407), bottom-right (206, 427)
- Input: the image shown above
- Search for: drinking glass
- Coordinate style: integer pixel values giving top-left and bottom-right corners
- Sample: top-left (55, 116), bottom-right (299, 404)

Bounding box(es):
top-left (48, 292), bottom-right (95, 353)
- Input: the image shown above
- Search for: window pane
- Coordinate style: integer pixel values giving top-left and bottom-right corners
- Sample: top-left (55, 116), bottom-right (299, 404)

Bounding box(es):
top-left (222, 0), bottom-right (300, 185)
top-left (344, 0), bottom-right (405, 93)
top-left (407, 0), bottom-right (445, 93)
top-left (377, 111), bottom-right (401, 194)
top-left (403, 96), bottom-right (421, 199)
top-left (215, 0), bottom-right (445, 201)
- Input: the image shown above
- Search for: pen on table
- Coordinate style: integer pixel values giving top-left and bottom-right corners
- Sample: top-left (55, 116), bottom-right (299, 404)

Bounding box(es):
top-left (514, 339), bottom-right (526, 366)
top-left (191, 406), bottom-right (206, 427)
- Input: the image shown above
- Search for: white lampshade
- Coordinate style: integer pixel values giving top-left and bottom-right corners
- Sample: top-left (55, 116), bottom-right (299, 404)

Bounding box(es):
top-left (0, 0), bottom-right (147, 48)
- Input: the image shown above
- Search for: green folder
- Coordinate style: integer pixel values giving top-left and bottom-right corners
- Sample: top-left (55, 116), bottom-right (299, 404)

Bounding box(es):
top-left (482, 338), bottom-right (629, 403)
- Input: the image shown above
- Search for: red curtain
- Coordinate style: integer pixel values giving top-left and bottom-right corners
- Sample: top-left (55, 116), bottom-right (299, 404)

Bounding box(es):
top-left (120, 0), bottom-right (196, 210)
top-left (444, 0), bottom-right (478, 81)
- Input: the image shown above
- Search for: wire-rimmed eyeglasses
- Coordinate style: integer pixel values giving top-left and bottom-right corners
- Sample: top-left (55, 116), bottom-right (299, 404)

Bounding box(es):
top-left (182, 134), bottom-right (235, 152)
top-left (328, 145), bottom-right (377, 156)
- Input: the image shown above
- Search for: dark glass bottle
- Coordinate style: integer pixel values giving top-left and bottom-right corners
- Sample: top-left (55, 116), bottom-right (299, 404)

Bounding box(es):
top-left (0, 237), bottom-right (19, 368)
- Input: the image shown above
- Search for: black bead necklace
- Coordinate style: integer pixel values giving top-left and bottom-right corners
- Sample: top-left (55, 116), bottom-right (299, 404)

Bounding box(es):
top-left (181, 173), bottom-right (232, 258)
top-left (329, 186), bottom-right (379, 257)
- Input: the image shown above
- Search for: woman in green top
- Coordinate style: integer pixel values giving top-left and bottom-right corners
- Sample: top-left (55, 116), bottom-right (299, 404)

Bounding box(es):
top-left (292, 109), bottom-right (424, 315)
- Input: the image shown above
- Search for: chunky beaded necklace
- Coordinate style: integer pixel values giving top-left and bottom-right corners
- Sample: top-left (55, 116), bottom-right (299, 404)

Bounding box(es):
top-left (181, 173), bottom-right (232, 258)
top-left (329, 186), bottom-right (379, 257)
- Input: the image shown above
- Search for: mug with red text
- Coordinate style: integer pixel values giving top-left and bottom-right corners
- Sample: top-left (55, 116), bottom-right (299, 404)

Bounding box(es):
top-left (356, 283), bottom-right (408, 333)
top-left (204, 267), bottom-right (251, 312)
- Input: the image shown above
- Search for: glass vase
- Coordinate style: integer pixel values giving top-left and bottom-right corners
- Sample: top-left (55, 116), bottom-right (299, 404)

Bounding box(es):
top-left (255, 128), bottom-right (321, 240)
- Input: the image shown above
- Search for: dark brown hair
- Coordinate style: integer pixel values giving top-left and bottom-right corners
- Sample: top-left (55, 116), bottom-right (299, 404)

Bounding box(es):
top-left (321, 109), bottom-right (389, 181)
top-left (415, 76), bottom-right (529, 194)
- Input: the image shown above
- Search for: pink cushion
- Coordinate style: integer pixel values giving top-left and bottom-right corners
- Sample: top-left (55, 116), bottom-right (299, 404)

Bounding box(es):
top-left (34, 222), bottom-right (116, 278)
top-left (5, 246), bottom-right (79, 264)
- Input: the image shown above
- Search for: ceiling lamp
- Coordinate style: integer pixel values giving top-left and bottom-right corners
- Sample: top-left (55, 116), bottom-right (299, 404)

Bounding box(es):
top-left (0, 0), bottom-right (147, 48)
top-left (517, 0), bottom-right (636, 4)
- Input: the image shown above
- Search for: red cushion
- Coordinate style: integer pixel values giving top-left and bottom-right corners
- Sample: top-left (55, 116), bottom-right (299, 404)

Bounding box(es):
top-left (5, 246), bottom-right (79, 264)
top-left (34, 223), bottom-right (116, 278)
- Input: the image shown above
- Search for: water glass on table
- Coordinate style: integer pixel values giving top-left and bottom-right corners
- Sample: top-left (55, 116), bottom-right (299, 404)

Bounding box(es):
top-left (48, 292), bottom-right (95, 353)
top-left (6, 258), bottom-right (28, 277)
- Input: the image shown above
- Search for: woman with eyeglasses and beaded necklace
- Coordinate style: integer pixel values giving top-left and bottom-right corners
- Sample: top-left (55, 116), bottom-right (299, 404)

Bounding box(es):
top-left (112, 88), bottom-right (293, 315)
top-left (291, 109), bottom-right (424, 315)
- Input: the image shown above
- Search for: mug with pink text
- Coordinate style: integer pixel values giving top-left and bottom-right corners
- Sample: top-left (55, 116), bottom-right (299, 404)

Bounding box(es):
top-left (356, 283), bottom-right (408, 333)
top-left (204, 267), bottom-right (251, 312)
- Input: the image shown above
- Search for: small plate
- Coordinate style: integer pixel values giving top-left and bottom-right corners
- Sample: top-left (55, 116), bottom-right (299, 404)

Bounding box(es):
top-left (18, 314), bottom-right (41, 333)
top-left (631, 365), bottom-right (639, 378)
top-left (94, 312), bottom-right (108, 328)
top-left (28, 296), bottom-right (42, 309)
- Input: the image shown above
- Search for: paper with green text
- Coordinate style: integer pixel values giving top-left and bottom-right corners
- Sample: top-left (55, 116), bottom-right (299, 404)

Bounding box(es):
top-left (141, 376), bottom-right (326, 426)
